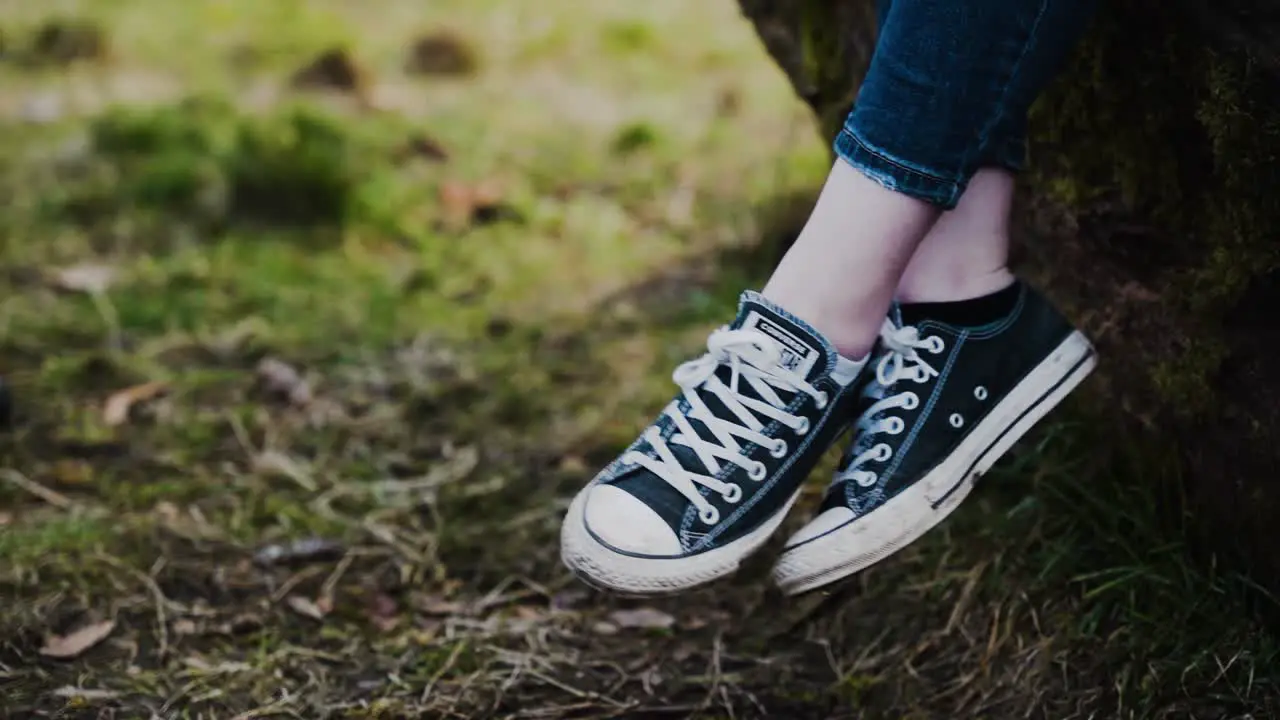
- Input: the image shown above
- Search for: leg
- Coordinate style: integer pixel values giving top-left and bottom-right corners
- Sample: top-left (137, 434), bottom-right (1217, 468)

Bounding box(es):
top-left (896, 168), bottom-right (1017, 303)
top-left (773, 0), bottom-right (1100, 595)
top-left (764, 0), bottom-right (1096, 356)
top-left (561, 0), bottom-right (1096, 596)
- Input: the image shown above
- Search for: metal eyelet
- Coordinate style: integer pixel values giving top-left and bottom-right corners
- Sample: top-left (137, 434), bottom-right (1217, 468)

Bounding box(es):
top-left (814, 391), bottom-right (829, 410)
top-left (856, 473), bottom-right (878, 488)
top-left (748, 462), bottom-right (767, 481)
top-left (927, 336), bottom-right (946, 354)
top-left (722, 484), bottom-right (742, 503)
top-left (794, 417), bottom-right (810, 436)
top-left (770, 439), bottom-right (788, 458)
top-left (699, 506), bottom-right (719, 524)
top-left (875, 443), bottom-right (893, 462)
top-left (949, 413), bottom-right (964, 428)
top-left (900, 392), bottom-right (920, 410)
top-left (886, 417), bottom-right (905, 435)
top-left (974, 386), bottom-right (988, 401)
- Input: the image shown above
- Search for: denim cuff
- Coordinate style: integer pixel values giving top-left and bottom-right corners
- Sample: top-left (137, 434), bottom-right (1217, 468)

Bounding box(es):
top-left (834, 127), bottom-right (964, 210)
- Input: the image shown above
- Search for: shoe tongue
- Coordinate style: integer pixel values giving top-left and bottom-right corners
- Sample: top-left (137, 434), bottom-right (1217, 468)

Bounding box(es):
top-left (731, 291), bottom-right (834, 382)
top-left (642, 293), bottom-right (833, 477)
top-left (887, 302), bottom-right (905, 329)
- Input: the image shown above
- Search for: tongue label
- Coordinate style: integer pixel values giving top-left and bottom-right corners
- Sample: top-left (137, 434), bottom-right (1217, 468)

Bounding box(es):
top-left (741, 310), bottom-right (821, 376)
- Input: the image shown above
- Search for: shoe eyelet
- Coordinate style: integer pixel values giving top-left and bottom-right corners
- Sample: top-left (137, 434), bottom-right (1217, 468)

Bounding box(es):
top-left (699, 506), bottom-right (719, 525)
top-left (814, 391), bottom-right (829, 410)
top-left (770, 439), bottom-right (788, 458)
top-left (900, 392), bottom-right (919, 410)
top-left (927, 336), bottom-right (946, 354)
top-left (886, 417), bottom-right (905, 435)
top-left (874, 443), bottom-right (893, 462)
top-left (856, 472), bottom-right (878, 488)
top-left (974, 386), bottom-right (988, 401)
top-left (721, 484), bottom-right (742, 503)
top-left (794, 417), bottom-right (810, 436)
top-left (748, 462), bottom-right (768, 481)
top-left (949, 413), bottom-right (964, 428)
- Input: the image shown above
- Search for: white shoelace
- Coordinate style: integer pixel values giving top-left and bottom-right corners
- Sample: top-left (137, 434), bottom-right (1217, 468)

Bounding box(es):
top-left (838, 321), bottom-right (945, 488)
top-left (622, 327), bottom-right (827, 525)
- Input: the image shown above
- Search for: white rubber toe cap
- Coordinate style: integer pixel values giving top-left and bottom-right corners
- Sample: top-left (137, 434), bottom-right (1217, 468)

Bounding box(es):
top-left (785, 506), bottom-right (854, 547)
top-left (583, 485), bottom-right (683, 556)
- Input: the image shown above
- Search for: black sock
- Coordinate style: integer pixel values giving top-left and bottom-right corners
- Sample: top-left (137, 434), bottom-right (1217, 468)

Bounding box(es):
top-left (898, 280), bottom-right (1021, 328)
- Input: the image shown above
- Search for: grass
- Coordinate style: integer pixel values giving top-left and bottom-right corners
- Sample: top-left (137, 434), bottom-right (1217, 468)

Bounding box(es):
top-left (0, 1), bottom-right (1277, 718)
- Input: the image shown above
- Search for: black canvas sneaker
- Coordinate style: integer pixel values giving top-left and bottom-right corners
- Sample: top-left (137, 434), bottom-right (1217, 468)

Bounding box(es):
top-left (561, 291), bottom-right (867, 595)
top-left (774, 282), bottom-right (1096, 595)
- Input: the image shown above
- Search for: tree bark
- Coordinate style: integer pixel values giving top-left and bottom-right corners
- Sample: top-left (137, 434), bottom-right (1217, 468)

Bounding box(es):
top-left (737, 0), bottom-right (1280, 589)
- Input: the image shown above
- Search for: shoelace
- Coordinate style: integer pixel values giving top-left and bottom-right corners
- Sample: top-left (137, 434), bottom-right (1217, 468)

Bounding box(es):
top-left (622, 327), bottom-right (827, 525)
top-left (837, 321), bottom-right (945, 488)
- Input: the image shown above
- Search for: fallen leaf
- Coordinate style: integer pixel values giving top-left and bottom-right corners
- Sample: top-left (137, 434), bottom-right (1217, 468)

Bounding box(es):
top-left (286, 595), bottom-right (327, 620)
top-left (437, 180), bottom-right (520, 231)
top-left (591, 621), bottom-right (619, 635)
top-left (50, 459), bottom-right (93, 485)
top-left (40, 620), bottom-right (116, 659)
top-left (252, 536), bottom-right (344, 567)
top-left (216, 613), bottom-right (263, 635)
top-left (557, 455), bottom-right (588, 475)
top-left (153, 501), bottom-right (180, 524)
top-left (172, 619), bottom-right (197, 635)
top-left (551, 588), bottom-right (589, 610)
top-left (410, 592), bottom-right (466, 616)
top-left (405, 31), bottom-right (479, 76)
top-left (103, 380), bottom-right (169, 426)
top-left (369, 593), bottom-right (398, 618)
top-left (715, 86), bottom-right (742, 117)
top-left (367, 593), bottom-right (401, 632)
top-left (607, 608), bottom-right (675, 630)
top-left (291, 47), bottom-right (366, 93)
top-left (1118, 280), bottom-right (1162, 303)
top-left (395, 133), bottom-right (450, 163)
top-left (253, 450), bottom-right (316, 490)
top-left (50, 263), bottom-right (115, 294)
top-left (31, 20), bottom-right (108, 65)
top-left (512, 605), bottom-right (546, 621)
top-left (256, 358), bottom-right (312, 405)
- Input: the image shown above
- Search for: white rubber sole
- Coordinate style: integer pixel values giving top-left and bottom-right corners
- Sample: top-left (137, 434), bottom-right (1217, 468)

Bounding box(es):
top-left (560, 481), bottom-right (805, 596)
top-left (773, 331), bottom-right (1097, 596)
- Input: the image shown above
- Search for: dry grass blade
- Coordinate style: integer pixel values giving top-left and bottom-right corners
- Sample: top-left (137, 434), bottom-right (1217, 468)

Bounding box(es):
top-left (103, 380), bottom-right (170, 426)
top-left (40, 620), bottom-right (116, 659)
top-left (608, 608), bottom-right (676, 630)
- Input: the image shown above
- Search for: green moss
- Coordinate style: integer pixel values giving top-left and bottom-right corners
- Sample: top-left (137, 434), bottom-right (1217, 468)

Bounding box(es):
top-left (84, 100), bottom-right (369, 227)
top-left (226, 108), bottom-right (362, 225)
top-left (611, 121), bottom-right (661, 155)
top-left (1028, 4), bottom-right (1280, 415)
top-left (1149, 340), bottom-right (1227, 413)
top-left (799, 0), bottom-right (858, 139)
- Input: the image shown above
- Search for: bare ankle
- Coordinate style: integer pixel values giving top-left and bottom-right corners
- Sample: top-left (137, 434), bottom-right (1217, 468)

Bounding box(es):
top-left (896, 266), bottom-right (1015, 304)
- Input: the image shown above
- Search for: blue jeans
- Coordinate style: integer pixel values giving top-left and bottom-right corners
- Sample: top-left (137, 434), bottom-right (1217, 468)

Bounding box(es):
top-left (837, 0), bottom-right (1098, 209)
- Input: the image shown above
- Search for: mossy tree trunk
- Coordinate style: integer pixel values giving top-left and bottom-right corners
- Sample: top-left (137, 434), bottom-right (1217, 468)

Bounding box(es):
top-left (738, 0), bottom-right (1280, 589)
